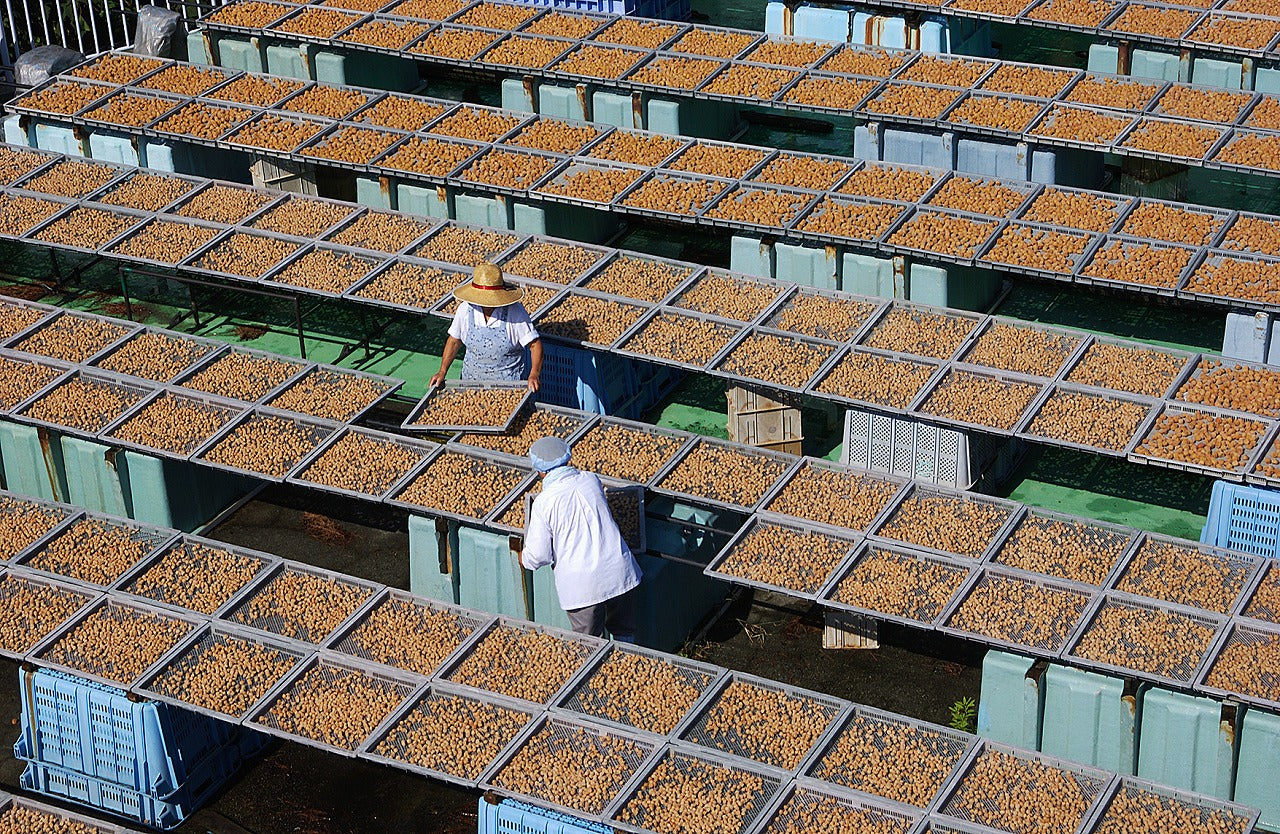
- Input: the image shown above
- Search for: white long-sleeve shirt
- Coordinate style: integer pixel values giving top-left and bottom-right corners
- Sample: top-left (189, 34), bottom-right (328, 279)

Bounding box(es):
top-left (521, 467), bottom-right (642, 610)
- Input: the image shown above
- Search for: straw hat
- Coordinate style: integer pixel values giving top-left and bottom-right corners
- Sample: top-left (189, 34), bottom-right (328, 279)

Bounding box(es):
top-left (452, 263), bottom-right (525, 308)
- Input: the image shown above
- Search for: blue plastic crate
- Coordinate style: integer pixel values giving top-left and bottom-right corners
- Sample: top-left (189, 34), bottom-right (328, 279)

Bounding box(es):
top-left (478, 796), bottom-right (610, 834)
top-left (1201, 481), bottom-right (1280, 558)
top-left (537, 342), bottom-right (640, 418)
top-left (16, 667), bottom-right (232, 799)
top-left (21, 750), bottom-right (239, 831)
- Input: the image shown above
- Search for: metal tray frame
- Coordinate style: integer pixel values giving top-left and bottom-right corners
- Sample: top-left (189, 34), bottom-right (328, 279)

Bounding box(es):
top-left (28, 595), bottom-right (206, 691)
top-left (132, 619), bottom-right (315, 722)
top-left (287, 425), bottom-right (442, 502)
top-left (704, 515), bottom-right (864, 601)
top-left (189, 406), bottom-right (343, 483)
top-left (220, 559), bottom-right (384, 645)
top-left (817, 540), bottom-right (980, 629)
top-left (110, 533), bottom-right (280, 619)
top-left (358, 680), bottom-right (540, 788)
top-left (245, 650), bottom-right (427, 757)
top-left (401, 379), bottom-right (534, 433)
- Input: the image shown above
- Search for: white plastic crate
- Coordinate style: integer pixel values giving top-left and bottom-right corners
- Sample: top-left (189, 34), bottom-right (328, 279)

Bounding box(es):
top-left (841, 407), bottom-right (998, 490)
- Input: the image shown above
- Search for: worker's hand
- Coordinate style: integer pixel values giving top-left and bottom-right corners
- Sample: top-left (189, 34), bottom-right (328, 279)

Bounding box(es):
top-left (527, 373), bottom-right (540, 393)
top-left (428, 371), bottom-right (445, 389)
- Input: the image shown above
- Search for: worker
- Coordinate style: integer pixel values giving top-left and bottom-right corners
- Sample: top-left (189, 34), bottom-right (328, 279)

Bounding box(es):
top-left (521, 436), bottom-right (643, 641)
top-left (429, 263), bottom-right (543, 391)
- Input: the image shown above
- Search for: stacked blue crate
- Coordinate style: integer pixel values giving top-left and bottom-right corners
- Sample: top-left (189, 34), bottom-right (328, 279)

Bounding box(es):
top-left (537, 341), bottom-right (644, 419)
top-left (1200, 481), bottom-right (1280, 558)
top-left (478, 796), bottom-right (609, 834)
top-left (15, 667), bottom-right (263, 830)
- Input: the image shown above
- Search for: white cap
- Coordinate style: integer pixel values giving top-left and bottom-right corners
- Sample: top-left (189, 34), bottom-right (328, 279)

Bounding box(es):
top-left (529, 436), bottom-right (571, 472)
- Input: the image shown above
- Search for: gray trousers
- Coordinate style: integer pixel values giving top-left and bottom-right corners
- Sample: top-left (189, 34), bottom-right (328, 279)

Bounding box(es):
top-left (566, 587), bottom-right (638, 641)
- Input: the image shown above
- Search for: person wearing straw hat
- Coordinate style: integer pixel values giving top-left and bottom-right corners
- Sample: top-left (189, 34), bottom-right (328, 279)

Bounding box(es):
top-left (429, 263), bottom-right (543, 390)
top-left (521, 436), bottom-right (642, 641)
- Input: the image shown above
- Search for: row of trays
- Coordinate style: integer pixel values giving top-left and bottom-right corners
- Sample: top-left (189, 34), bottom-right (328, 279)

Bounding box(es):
top-left (9, 72), bottom-right (1280, 312)
top-left (0, 490), bottom-right (1261, 834)
top-left (861, 0), bottom-right (1280, 59)
top-left (5, 162), bottom-right (1280, 484)
top-left (6, 306), bottom-right (1280, 719)
top-left (11, 55), bottom-right (1280, 271)
top-left (191, 0), bottom-right (1280, 113)
top-left (181, 8), bottom-right (1280, 175)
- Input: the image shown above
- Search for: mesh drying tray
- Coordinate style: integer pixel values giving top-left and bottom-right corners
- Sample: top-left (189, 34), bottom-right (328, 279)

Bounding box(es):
top-left (246, 651), bottom-right (425, 757)
top-left (1107, 532), bottom-right (1263, 617)
top-left (1085, 775), bottom-right (1260, 834)
top-left (0, 567), bottom-right (101, 659)
top-left (29, 596), bottom-right (204, 690)
top-left (705, 516), bottom-right (863, 601)
top-left (436, 616), bottom-right (607, 707)
top-left (190, 407), bottom-right (342, 482)
top-left (262, 363), bottom-right (404, 424)
top-left (649, 436), bottom-right (801, 513)
top-left (134, 620), bottom-right (314, 722)
top-left (324, 588), bottom-right (493, 678)
top-left (1015, 383), bottom-right (1159, 459)
top-left (937, 565), bottom-right (1099, 658)
top-left (171, 344), bottom-right (312, 405)
top-left (1194, 619), bottom-right (1280, 712)
top-left (818, 541), bottom-right (978, 629)
top-left (221, 560), bottom-right (383, 645)
top-left (803, 704), bottom-right (977, 810)
top-left (750, 781), bottom-right (924, 834)
top-left (0, 789), bottom-right (140, 832)
top-left (110, 534), bottom-right (279, 618)
top-left (87, 326), bottom-right (224, 385)
top-left (605, 742), bottom-right (788, 834)
top-left (361, 681), bottom-right (540, 788)
top-left (933, 739), bottom-right (1113, 834)
top-left (986, 507), bottom-right (1137, 589)
top-left (674, 672), bottom-right (850, 773)
top-left (1061, 591), bottom-right (1228, 687)
top-left (756, 456), bottom-right (908, 534)
top-left (11, 511), bottom-right (177, 589)
top-left (479, 712), bottom-right (661, 820)
top-left (868, 483), bottom-right (1021, 562)
top-left (0, 493), bottom-right (83, 563)
top-left (384, 449), bottom-right (536, 524)
top-left (401, 380), bottom-right (534, 433)
top-left (556, 643), bottom-right (724, 738)
top-left (11, 369), bottom-right (157, 437)
top-left (99, 387), bottom-right (251, 461)
top-left (287, 426), bottom-right (443, 502)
